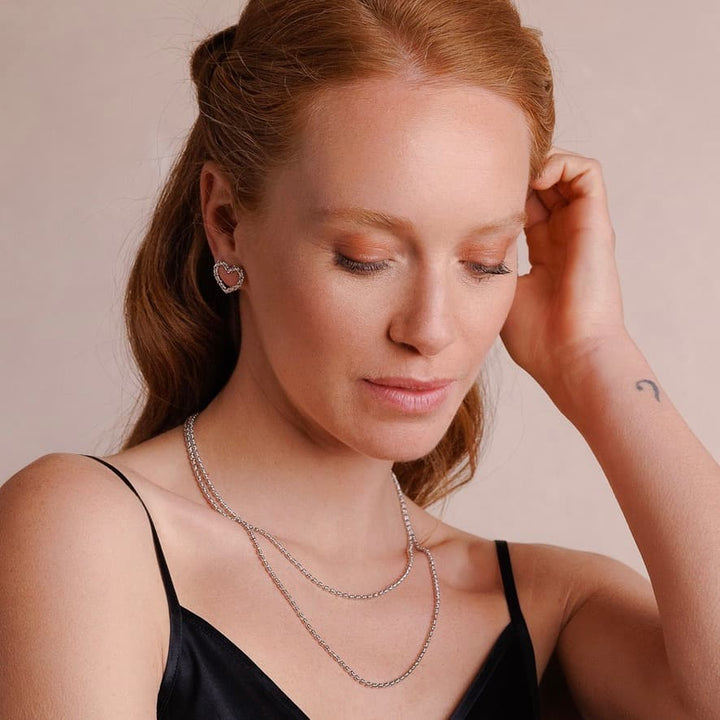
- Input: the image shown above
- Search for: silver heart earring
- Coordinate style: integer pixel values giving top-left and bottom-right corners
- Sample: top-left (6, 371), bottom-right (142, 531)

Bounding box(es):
top-left (213, 261), bottom-right (245, 294)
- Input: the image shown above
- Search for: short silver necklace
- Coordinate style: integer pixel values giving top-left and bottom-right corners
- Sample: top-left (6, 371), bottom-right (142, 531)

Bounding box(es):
top-left (183, 412), bottom-right (441, 688)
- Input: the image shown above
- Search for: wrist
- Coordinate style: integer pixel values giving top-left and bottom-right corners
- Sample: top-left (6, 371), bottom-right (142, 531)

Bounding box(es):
top-left (549, 333), bottom-right (650, 427)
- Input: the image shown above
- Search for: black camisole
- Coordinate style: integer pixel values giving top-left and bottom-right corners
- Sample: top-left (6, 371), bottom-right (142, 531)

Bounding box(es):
top-left (86, 455), bottom-right (540, 719)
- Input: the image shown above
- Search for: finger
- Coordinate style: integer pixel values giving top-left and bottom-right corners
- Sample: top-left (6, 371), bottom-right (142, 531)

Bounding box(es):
top-left (532, 152), bottom-right (607, 200)
top-left (524, 194), bottom-right (553, 266)
top-left (535, 146), bottom-right (585, 191)
top-left (534, 185), bottom-right (568, 213)
top-left (525, 190), bottom-right (550, 228)
top-left (547, 145), bottom-right (585, 158)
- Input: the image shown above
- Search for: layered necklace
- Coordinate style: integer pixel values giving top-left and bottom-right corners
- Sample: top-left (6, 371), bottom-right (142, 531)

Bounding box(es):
top-left (183, 412), bottom-right (440, 688)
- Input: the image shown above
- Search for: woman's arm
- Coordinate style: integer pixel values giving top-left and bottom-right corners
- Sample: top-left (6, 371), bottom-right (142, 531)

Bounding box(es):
top-left (550, 335), bottom-right (720, 720)
top-left (500, 150), bottom-right (719, 719)
top-left (0, 454), bottom-right (164, 719)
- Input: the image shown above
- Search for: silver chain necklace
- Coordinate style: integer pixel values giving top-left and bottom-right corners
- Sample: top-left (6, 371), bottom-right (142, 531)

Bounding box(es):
top-left (184, 412), bottom-right (415, 599)
top-left (182, 412), bottom-right (441, 687)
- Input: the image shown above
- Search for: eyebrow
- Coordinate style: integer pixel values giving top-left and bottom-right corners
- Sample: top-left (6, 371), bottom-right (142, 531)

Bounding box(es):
top-left (311, 206), bottom-right (527, 237)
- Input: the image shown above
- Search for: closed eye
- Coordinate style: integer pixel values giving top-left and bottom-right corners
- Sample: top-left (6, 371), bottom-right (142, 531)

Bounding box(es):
top-left (334, 254), bottom-right (513, 279)
top-left (334, 254), bottom-right (389, 274)
top-left (464, 261), bottom-right (513, 279)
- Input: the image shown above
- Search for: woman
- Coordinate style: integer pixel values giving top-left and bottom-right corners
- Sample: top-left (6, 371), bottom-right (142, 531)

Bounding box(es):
top-left (1, 1), bottom-right (717, 718)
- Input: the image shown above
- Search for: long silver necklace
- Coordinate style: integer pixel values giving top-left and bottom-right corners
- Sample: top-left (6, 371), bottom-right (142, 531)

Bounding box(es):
top-left (183, 412), bottom-right (441, 687)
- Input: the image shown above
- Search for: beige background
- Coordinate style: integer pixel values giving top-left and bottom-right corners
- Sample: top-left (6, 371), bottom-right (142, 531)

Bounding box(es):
top-left (2, 1), bottom-right (718, 578)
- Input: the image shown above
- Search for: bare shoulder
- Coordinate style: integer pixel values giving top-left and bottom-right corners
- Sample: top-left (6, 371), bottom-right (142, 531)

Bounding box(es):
top-left (3, 451), bottom-right (144, 511)
top-left (414, 513), bottom-right (648, 615)
top-left (494, 537), bottom-right (654, 644)
top-left (0, 452), bottom-right (163, 573)
top-left (0, 453), bottom-right (166, 718)
top-left (430, 521), bottom-right (652, 681)
top-left (506, 539), bottom-right (654, 624)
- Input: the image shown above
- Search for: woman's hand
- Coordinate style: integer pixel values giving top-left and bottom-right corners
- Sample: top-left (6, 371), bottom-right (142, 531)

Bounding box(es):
top-left (500, 148), bottom-right (631, 402)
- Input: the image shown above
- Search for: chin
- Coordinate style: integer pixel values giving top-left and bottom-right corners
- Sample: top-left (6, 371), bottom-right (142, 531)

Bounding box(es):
top-left (352, 421), bottom-right (454, 464)
top-left (343, 378), bottom-right (472, 461)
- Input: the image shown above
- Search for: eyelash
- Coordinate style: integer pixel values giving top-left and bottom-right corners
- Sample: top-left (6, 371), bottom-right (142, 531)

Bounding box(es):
top-left (465, 261), bottom-right (513, 278)
top-left (333, 254), bottom-right (512, 279)
top-left (334, 255), bottom-right (388, 274)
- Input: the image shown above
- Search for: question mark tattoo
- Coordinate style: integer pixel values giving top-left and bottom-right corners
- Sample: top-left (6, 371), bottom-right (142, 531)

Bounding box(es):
top-left (635, 379), bottom-right (661, 402)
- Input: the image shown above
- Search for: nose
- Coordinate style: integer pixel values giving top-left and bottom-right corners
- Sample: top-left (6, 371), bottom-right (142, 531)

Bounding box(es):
top-left (387, 264), bottom-right (457, 357)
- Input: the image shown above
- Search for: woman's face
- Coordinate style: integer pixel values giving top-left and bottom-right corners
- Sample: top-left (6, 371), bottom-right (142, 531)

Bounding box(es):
top-left (237, 76), bottom-right (531, 462)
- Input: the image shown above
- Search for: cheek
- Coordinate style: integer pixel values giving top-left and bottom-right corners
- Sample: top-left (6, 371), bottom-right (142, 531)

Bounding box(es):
top-left (494, 274), bottom-right (518, 325)
top-left (461, 278), bottom-right (518, 355)
top-left (488, 248), bottom-right (520, 326)
top-left (499, 272), bottom-right (519, 318)
top-left (258, 266), bottom-right (384, 368)
top-left (459, 243), bottom-right (520, 343)
top-left (304, 285), bottom-right (387, 358)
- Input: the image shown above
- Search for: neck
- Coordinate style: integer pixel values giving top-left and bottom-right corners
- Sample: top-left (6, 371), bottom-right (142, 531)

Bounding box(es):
top-left (187, 368), bottom-right (409, 561)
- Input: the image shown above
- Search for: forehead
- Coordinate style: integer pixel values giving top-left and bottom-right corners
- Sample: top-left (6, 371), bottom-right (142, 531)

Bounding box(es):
top-left (271, 77), bottom-right (531, 226)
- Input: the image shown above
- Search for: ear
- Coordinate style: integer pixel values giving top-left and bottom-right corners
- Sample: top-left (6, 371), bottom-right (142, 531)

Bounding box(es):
top-left (200, 160), bottom-right (241, 263)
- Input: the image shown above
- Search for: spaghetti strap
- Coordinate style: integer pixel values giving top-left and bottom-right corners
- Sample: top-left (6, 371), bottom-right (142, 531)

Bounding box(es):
top-left (83, 455), bottom-right (180, 609)
top-left (494, 539), bottom-right (540, 706)
top-left (82, 454), bottom-right (183, 714)
top-left (494, 539), bottom-right (524, 625)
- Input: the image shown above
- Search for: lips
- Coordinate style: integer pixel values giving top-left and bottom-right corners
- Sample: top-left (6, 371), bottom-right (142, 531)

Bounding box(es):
top-left (366, 377), bottom-right (454, 391)
top-left (362, 377), bottom-right (455, 414)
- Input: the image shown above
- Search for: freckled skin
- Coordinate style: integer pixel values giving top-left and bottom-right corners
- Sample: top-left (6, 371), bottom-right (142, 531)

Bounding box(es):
top-left (236, 76), bottom-right (532, 462)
